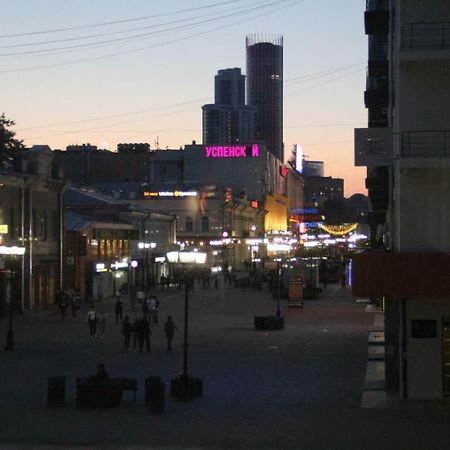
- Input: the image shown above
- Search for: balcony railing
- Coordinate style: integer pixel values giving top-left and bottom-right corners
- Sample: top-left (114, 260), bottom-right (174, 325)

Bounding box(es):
top-left (402, 22), bottom-right (450, 51)
top-left (402, 131), bottom-right (450, 158)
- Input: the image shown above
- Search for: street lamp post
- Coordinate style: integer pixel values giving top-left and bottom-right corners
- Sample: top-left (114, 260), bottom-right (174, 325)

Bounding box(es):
top-left (182, 274), bottom-right (190, 379)
top-left (168, 250), bottom-right (206, 401)
top-left (4, 273), bottom-right (14, 351)
top-left (2, 246), bottom-right (26, 351)
top-left (276, 266), bottom-right (281, 317)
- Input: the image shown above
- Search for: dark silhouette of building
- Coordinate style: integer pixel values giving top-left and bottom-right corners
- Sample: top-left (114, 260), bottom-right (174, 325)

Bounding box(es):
top-left (214, 68), bottom-right (245, 108)
top-left (202, 68), bottom-right (255, 145)
top-left (246, 34), bottom-right (284, 161)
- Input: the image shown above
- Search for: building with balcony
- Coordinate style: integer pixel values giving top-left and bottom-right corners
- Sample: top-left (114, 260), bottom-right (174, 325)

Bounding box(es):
top-left (353, 0), bottom-right (450, 399)
top-left (0, 146), bottom-right (65, 315)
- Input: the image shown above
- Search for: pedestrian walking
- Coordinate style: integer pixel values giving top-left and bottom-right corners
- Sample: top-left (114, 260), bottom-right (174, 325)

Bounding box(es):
top-left (148, 296), bottom-right (158, 324)
top-left (87, 305), bottom-right (97, 337)
top-left (114, 298), bottom-right (123, 323)
top-left (122, 316), bottom-right (132, 350)
top-left (59, 297), bottom-right (67, 320)
top-left (164, 315), bottom-right (179, 352)
top-left (136, 316), bottom-right (152, 353)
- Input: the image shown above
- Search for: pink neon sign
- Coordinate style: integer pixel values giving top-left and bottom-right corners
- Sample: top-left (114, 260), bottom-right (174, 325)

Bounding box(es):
top-left (205, 144), bottom-right (259, 158)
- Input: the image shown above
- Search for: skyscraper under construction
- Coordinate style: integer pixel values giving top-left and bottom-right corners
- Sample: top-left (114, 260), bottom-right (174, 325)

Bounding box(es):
top-left (246, 34), bottom-right (284, 162)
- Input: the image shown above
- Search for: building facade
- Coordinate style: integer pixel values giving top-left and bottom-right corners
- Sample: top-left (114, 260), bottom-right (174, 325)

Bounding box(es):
top-left (202, 68), bottom-right (256, 145)
top-left (0, 146), bottom-right (65, 315)
top-left (353, 0), bottom-right (450, 399)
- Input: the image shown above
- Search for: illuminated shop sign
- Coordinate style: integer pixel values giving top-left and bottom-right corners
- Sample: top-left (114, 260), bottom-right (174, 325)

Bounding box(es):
top-left (0, 224), bottom-right (8, 234)
top-left (111, 260), bottom-right (129, 270)
top-left (204, 144), bottom-right (259, 159)
top-left (250, 200), bottom-right (258, 208)
top-left (279, 165), bottom-right (288, 177)
top-left (294, 144), bottom-right (303, 173)
top-left (0, 245), bottom-right (25, 255)
top-left (143, 191), bottom-right (198, 198)
top-left (95, 263), bottom-right (108, 272)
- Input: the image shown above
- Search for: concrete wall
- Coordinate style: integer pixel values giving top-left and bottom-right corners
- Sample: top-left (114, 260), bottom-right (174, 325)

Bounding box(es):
top-left (399, 61), bottom-right (450, 131)
top-left (398, 168), bottom-right (450, 252)
top-left (406, 297), bottom-right (450, 398)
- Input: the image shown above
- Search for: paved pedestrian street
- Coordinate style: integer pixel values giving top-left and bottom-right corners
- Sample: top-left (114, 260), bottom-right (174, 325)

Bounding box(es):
top-left (1, 283), bottom-right (450, 449)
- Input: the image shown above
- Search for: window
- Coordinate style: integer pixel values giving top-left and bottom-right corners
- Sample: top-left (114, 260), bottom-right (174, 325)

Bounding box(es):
top-left (201, 216), bottom-right (209, 232)
top-left (185, 216), bottom-right (193, 232)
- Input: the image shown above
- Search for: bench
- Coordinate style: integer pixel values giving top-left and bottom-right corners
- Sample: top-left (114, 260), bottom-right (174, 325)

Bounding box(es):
top-left (76, 377), bottom-right (137, 405)
top-left (76, 378), bottom-right (122, 408)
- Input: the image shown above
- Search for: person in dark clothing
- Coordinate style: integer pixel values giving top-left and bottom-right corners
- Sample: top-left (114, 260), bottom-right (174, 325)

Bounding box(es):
top-left (136, 317), bottom-right (152, 352)
top-left (59, 299), bottom-right (67, 320)
top-left (92, 363), bottom-right (109, 381)
top-left (164, 315), bottom-right (179, 352)
top-left (87, 306), bottom-right (97, 337)
top-left (114, 298), bottom-right (123, 323)
top-left (121, 316), bottom-right (132, 350)
top-left (131, 318), bottom-right (139, 350)
top-left (70, 297), bottom-right (78, 318)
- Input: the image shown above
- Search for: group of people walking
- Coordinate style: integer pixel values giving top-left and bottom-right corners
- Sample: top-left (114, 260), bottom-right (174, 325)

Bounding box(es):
top-left (85, 294), bottom-right (179, 353)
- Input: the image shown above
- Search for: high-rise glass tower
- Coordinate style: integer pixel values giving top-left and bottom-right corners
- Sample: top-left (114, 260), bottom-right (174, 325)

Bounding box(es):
top-left (214, 68), bottom-right (245, 108)
top-left (246, 34), bottom-right (284, 161)
top-left (202, 68), bottom-right (255, 145)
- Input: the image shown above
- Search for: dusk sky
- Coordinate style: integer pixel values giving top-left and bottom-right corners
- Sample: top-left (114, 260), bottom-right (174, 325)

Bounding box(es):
top-left (1, 0), bottom-right (367, 196)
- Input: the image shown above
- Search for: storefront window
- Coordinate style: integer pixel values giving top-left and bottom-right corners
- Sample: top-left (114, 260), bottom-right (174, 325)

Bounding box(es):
top-left (106, 240), bottom-right (112, 258)
top-left (99, 240), bottom-right (106, 258)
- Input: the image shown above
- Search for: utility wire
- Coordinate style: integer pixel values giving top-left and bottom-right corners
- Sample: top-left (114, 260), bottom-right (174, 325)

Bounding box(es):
top-left (18, 58), bottom-right (362, 139)
top-left (283, 62), bottom-right (365, 86)
top-left (0, 0), bottom-right (266, 49)
top-left (0, 0), bottom-right (280, 58)
top-left (285, 67), bottom-right (365, 97)
top-left (0, 0), bottom-right (300, 73)
top-left (0, 0), bottom-right (248, 39)
top-left (17, 98), bottom-right (211, 131)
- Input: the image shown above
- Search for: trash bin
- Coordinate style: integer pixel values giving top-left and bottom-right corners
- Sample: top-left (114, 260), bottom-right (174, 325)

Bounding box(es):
top-left (145, 376), bottom-right (165, 413)
top-left (47, 376), bottom-right (66, 406)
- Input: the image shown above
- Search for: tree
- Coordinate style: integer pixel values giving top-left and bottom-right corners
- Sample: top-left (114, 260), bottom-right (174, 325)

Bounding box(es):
top-left (0, 113), bottom-right (24, 152)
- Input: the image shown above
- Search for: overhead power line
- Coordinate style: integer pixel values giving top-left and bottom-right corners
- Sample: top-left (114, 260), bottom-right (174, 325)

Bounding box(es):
top-left (0, 0), bottom-right (301, 73)
top-left (0, 0), bottom-right (248, 39)
top-left (17, 58), bottom-right (362, 138)
top-left (0, 0), bottom-right (278, 58)
top-left (0, 0), bottom-right (265, 49)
